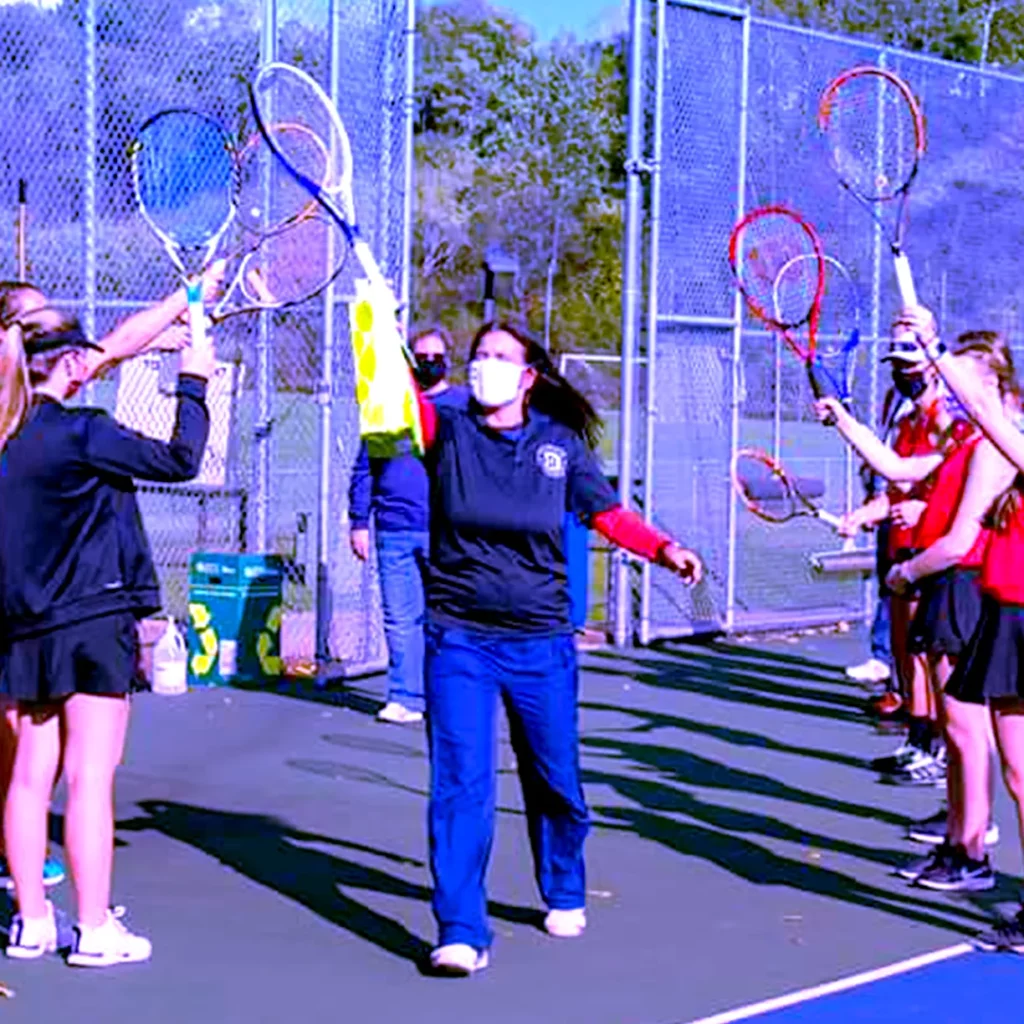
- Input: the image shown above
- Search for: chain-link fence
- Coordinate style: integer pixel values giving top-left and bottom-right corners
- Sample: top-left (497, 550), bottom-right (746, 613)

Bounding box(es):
top-left (620, 0), bottom-right (1024, 641)
top-left (0, 0), bottom-right (413, 676)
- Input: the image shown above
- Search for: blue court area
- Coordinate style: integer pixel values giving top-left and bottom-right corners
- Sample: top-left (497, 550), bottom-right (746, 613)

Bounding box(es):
top-left (0, 626), bottom-right (1021, 1023)
top-left (695, 948), bottom-right (1024, 1023)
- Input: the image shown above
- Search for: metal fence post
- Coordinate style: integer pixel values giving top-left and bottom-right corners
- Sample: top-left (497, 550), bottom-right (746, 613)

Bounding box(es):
top-left (400, 0), bottom-right (417, 329)
top-left (83, 0), bottom-right (97, 375)
top-left (255, 0), bottom-right (278, 553)
top-left (638, 0), bottom-right (667, 646)
top-left (614, 0), bottom-right (648, 648)
top-left (725, 7), bottom-right (752, 632)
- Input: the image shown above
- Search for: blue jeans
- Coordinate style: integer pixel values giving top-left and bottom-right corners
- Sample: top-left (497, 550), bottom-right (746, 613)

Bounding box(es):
top-left (871, 594), bottom-right (892, 663)
top-left (425, 625), bottom-right (588, 950)
top-left (376, 530), bottom-right (428, 712)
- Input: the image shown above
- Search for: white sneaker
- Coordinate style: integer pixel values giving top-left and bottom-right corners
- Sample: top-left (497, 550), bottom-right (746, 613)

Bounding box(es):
top-left (66, 907), bottom-right (151, 968)
top-left (986, 823), bottom-right (1001, 846)
top-left (544, 908), bottom-right (586, 938)
top-left (377, 702), bottom-right (424, 725)
top-left (846, 658), bottom-right (891, 684)
top-left (6, 900), bottom-right (57, 960)
top-left (429, 943), bottom-right (489, 976)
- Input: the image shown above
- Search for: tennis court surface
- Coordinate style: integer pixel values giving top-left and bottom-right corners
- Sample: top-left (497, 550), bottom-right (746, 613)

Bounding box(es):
top-left (2, 627), bottom-right (1020, 1023)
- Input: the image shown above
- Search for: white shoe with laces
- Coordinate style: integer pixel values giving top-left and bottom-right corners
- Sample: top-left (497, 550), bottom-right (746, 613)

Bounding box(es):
top-left (6, 900), bottom-right (57, 960)
top-left (66, 907), bottom-right (151, 968)
top-left (544, 908), bottom-right (586, 938)
top-left (429, 943), bottom-right (489, 976)
top-left (846, 658), bottom-right (891, 684)
top-left (377, 702), bottom-right (424, 725)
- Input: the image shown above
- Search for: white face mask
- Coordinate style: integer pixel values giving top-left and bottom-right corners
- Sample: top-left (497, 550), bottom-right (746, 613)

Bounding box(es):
top-left (469, 357), bottom-right (525, 408)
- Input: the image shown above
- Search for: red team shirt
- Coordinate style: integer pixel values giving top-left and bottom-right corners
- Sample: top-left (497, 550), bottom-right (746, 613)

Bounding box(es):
top-left (913, 434), bottom-right (989, 569)
top-left (982, 497), bottom-right (1024, 606)
top-left (887, 405), bottom-right (944, 558)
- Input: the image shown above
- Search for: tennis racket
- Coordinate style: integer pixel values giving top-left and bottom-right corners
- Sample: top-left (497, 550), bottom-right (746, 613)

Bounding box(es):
top-left (774, 252), bottom-right (862, 410)
top-left (130, 108), bottom-right (237, 348)
top-left (818, 66), bottom-right (925, 308)
top-left (729, 205), bottom-right (826, 400)
top-left (15, 180), bottom-right (26, 282)
top-left (731, 447), bottom-right (842, 529)
top-left (247, 62), bottom-right (408, 351)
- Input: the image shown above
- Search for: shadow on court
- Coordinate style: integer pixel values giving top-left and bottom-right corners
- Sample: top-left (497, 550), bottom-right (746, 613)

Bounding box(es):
top-left (2, 629), bottom-right (1016, 1024)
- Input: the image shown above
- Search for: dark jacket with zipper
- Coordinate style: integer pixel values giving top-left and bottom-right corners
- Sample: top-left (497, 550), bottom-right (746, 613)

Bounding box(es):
top-left (426, 392), bottom-right (616, 635)
top-left (0, 375), bottom-right (209, 641)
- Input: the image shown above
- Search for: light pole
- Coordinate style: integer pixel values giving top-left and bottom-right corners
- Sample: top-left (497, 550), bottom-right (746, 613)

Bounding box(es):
top-left (481, 246), bottom-right (519, 323)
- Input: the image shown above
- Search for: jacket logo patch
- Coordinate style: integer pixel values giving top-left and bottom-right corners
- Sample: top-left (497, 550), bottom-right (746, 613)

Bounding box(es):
top-left (536, 443), bottom-right (568, 479)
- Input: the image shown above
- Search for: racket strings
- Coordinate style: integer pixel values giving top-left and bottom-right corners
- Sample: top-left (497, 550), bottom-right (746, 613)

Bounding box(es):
top-left (236, 214), bottom-right (347, 309)
top-left (732, 451), bottom-right (799, 523)
top-left (237, 123), bottom-right (331, 236)
top-left (132, 111), bottom-right (236, 253)
top-left (734, 212), bottom-right (820, 330)
top-left (250, 65), bottom-right (353, 218)
top-left (821, 72), bottom-right (920, 201)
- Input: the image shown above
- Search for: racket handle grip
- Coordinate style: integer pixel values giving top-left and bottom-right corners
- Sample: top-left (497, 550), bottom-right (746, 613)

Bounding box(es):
top-left (893, 252), bottom-right (917, 308)
top-left (185, 280), bottom-right (207, 350)
top-left (817, 509), bottom-right (843, 529)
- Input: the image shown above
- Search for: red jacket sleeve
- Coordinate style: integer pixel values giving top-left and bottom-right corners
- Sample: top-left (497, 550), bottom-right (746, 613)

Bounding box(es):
top-left (591, 506), bottom-right (672, 563)
top-left (417, 388), bottom-right (437, 449)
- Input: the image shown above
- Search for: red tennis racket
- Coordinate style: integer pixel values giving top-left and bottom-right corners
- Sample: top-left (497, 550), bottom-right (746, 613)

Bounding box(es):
top-left (818, 66), bottom-right (925, 307)
top-left (729, 204), bottom-right (827, 401)
top-left (730, 447), bottom-right (842, 529)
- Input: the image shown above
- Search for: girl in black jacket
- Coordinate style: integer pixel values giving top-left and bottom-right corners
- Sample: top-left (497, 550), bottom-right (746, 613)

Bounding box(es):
top-left (0, 312), bottom-right (211, 967)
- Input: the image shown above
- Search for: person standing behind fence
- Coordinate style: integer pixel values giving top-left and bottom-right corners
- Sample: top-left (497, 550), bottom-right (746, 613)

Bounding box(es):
top-left (348, 327), bottom-right (455, 725)
top-left (0, 312), bottom-right (211, 967)
top-left (418, 320), bottom-right (702, 977)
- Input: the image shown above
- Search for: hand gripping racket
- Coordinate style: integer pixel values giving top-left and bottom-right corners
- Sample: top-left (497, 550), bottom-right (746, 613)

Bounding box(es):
top-left (818, 66), bottom-right (925, 308)
top-left (730, 447), bottom-right (842, 529)
top-left (729, 205), bottom-right (827, 402)
top-left (130, 108), bottom-right (237, 349)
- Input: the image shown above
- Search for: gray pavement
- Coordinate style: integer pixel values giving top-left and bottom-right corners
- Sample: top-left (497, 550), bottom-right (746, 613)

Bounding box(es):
top-left (0, 629), bottom-right (1014, 1024)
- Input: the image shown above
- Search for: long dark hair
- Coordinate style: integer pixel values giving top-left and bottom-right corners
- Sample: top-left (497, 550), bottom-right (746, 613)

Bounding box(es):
top-left (469, 320), bottom-right (603, 448)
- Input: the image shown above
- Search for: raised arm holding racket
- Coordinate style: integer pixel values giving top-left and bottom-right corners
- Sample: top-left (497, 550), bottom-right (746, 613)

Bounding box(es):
top-left (818, 66), bottom-right (926, 307)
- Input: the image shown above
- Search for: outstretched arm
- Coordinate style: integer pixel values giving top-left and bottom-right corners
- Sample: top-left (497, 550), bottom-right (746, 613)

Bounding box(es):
top-left (82, 262), bottom-right (226, 383)
top-left (815, 396), bottom-right (942, 483)
top-left (902, 305), bottom-right (1024, 475)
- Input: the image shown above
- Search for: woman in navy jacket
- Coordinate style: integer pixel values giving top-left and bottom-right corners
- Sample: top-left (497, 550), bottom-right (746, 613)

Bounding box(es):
top-left (0, 313), bottom-right (211, 967)
top-left (421, 320), bottom-right (701, 976)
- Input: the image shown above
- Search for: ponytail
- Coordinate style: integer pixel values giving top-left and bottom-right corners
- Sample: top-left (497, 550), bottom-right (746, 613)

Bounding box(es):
top-left (469, 320), bottom-right (603, 449)
top-left (0, 323), bottom-right (30, 451)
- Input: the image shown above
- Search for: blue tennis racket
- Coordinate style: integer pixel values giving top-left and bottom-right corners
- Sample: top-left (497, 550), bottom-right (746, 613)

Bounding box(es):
top-left (774, 251), bottom-right (862, 411)
top-left (130, 108), bottom-right (237, 349)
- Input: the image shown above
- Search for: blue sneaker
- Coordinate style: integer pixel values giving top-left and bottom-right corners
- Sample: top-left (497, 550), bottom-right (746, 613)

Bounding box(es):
top-left (0, 854), bottom-right (66, 890)
top-left (43, 856), bottom-right (65, 888)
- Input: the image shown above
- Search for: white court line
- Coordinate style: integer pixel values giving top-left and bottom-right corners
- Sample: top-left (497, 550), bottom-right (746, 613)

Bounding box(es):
top-left (684, 943), bottom-right (974, 1024)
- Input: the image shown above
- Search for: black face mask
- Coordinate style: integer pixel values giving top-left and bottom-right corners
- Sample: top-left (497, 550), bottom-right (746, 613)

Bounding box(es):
top-left (414, 355), bottom-right (447, 390)
top-left (892, 368), bottom-right (927, 400)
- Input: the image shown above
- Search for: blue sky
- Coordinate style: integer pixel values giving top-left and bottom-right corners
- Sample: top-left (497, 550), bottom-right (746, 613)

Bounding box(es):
top-left (433, 0), bottom-right (627, 41)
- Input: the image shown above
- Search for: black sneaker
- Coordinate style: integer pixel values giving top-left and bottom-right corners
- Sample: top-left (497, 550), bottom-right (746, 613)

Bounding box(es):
top-left (915, 848), bottom-right (995, 892)
top-left (896, 842), bottom-right (953, 881)
top-left (975, 909), bottom-right (1024, 953)
top-left (871, 742), bottom-right (918, 774)
top-left (907, 808), bottom-right (947, 844)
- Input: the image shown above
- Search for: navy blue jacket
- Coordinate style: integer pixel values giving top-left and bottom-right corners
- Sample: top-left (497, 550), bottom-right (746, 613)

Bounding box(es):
top-left (348, 387), bottom-right (463, 534)
top-left (427, 393), bottom-right (616, 634)
top-left (348, 441), bottom-right (429, 533)
top-left (0, 375), bottom-right (209, 640)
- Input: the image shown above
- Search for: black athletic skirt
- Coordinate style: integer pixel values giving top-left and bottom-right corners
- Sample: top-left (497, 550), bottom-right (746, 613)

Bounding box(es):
top-left (946, 595), bottom-right (1024, 704)
top-left (0, 612), bottom-right (146, 705)
top-left (908, 569), bottom-right (984, 658)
